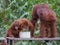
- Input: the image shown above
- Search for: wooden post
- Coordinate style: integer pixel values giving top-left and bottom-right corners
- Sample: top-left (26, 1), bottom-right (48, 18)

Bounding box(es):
top-left (6, 38), bottom-right (10, 45)
top-left (6, 38), bottom-right (14, 45)
top-left (9, 40), bottom-right (14, 45)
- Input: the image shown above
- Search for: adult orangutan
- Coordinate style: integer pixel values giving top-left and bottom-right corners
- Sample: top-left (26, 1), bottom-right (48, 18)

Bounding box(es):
top-left (30, 3), bottom-right (57, 38)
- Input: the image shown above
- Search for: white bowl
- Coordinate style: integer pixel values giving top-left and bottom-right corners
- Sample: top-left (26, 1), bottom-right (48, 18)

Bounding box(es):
top-left (19, 32), bottom-right (31, 38)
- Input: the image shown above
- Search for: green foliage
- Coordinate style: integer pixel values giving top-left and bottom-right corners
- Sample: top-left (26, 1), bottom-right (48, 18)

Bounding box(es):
top-left (0, 0), bottom-right (60, 45)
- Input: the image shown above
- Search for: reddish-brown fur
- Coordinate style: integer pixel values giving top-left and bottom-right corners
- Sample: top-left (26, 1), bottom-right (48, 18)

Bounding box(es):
top-left (0, 40), bottom-right (7, 45)
top-left (5, 20), bottom-right (20, 38)
top-left (30, 4), bottom-right (57, 38)
top-left (5, 18), bottom-right (34, 38)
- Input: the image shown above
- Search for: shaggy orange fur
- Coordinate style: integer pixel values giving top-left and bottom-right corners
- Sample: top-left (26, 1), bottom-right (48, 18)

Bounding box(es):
top-left (30, 4), bottom-right (57, 38)
top-left (0, 40), bottom-right (7, 45)
top-left (5, 18), bottom-right (34, 38)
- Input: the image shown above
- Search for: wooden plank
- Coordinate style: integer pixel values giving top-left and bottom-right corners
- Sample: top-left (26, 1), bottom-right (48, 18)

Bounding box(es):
top-left (0, 37), bottom-right (6, 40)
top-left (0, 37), bottom-right (60, 45)
top-left (6, 37), bottom-right (60, 40)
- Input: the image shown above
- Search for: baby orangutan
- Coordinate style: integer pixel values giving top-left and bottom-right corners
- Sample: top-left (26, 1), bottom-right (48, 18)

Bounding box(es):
top-left (30, 3), bottom-right (57, 38)
top-left (5, 18), bottom-right (34, 38)
top-left (0, 40), bottom-right (7, 45)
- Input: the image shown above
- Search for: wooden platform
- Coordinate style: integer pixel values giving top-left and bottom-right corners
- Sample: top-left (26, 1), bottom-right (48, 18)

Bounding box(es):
top-left (0, 37), bottom-right (60, 45)
top-left (0, 37), bottom-right (6, 40)
top-left (6, 37), bottom-right (60, 40)
top-left (0, 37), bottom-right (60, 40)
